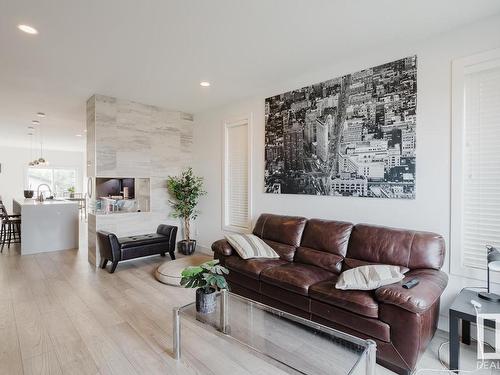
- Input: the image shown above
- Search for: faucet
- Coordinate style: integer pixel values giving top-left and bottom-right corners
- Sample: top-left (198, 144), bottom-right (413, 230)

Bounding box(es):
top-left (37, 184), bottom-right (52, 202)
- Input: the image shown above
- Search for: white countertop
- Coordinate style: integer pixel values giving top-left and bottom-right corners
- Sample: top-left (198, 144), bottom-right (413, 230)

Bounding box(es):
top-left (14, 198), bottom-right (79, 206)
top-left (13, 198), bottom-right (79, 255)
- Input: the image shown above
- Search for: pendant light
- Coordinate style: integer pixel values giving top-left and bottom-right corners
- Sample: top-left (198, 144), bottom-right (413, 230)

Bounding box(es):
top-left (28, 132), bottom-right (35, 166)
top-left (36, 116), bottom-right (48, 166)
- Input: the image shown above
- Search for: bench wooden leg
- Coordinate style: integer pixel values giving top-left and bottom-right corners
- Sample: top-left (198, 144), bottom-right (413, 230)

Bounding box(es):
top-left (109, 261), bottom-right (119, 273)
top-left (100, 258), bottom-right (108, 269)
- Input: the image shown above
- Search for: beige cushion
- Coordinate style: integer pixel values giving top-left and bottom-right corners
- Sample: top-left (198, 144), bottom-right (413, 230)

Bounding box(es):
top-left (225, 233), bottom-right (279, 260)
top-left (155, 255), bottom-right (212, 286)
top-left (335, 264), bottom-right (405, 290)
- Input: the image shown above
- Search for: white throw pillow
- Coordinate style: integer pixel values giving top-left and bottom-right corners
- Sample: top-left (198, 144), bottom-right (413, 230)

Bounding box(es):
top-left (335, 264), bottom-right (405, 290)
top-left (225, 234), bottom-right (279, 260)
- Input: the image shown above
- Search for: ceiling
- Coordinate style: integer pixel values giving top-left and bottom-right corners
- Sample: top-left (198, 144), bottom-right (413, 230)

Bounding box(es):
top-left (1, 0), bottom-right (500, 151)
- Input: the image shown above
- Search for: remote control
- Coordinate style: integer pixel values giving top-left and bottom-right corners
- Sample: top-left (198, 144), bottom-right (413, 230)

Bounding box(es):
top-left (402, 279), bottom-right (419, 289)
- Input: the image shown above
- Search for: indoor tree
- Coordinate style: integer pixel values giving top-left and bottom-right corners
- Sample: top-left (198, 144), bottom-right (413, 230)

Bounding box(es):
top-left (167, 167), bottom-right (206, 254)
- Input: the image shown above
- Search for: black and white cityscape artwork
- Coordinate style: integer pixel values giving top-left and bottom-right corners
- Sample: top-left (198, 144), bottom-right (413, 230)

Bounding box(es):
top-left (264, 56), bottom-right (417, 199)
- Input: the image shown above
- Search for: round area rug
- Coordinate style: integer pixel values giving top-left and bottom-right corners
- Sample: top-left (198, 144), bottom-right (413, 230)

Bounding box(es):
top-left (155, 255), bottom-right (212, 286)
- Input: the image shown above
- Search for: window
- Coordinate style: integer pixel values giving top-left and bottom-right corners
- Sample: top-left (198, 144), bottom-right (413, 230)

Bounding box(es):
top-left (222, 115), bottom-right (252, 232)
top-left (27, 167), bottom-right (78, 196)
top-left (451, 48), bottom-right (500, 279)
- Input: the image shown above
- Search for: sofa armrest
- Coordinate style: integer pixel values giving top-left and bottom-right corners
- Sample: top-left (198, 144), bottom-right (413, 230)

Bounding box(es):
top-left (97, 230), bottom-right (122, 262)
top-left (212, 239), bottom-right (234, 257)
top-left (157, 224), bottom-right (178, 254)
top-left (375, 269), bottom-right (448, 314)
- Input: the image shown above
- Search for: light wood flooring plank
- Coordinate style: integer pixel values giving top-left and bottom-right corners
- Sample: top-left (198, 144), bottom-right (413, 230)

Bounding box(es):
top-left (23, 350), bottom-right (63, 375)
top-left (13, 299), bottom-right (54, 360)
top-left (0, 298), bottom-right (24, 375)
top-left (66, 306), bottom-right (137, 375)
top-left (42, 310), bottom-right (99, 375)
top-left (105, 322), bottom-right (178, 375)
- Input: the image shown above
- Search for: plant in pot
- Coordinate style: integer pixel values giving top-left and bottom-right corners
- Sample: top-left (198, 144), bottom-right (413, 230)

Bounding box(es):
top-left (68, 186), bottom-right (75, 198)
top-left (167, 168), bottom-right (206, 255)
top-left (180, 260), bottom-right (229, 314)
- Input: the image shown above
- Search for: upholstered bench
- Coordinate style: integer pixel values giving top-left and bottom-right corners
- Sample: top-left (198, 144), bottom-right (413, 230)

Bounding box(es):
top-left (97, 224), bottom-right (177, 273)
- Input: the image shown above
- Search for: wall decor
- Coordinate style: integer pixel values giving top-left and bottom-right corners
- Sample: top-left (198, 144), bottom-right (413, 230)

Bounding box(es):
top-left (264, 55), bottom-right (417, 199)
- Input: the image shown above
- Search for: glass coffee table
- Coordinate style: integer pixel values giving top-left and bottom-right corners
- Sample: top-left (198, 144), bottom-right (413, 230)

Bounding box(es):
top-left (173, 290), bottom-right (376, 375)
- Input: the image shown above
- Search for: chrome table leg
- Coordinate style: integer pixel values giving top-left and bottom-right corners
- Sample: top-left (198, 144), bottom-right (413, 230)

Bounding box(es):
top-left (173, 307), bottom-right (181, 359)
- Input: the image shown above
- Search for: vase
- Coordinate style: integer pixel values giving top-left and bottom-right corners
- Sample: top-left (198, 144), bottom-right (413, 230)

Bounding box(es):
top-left (178, 240), bottom-right (196, 255)
top-left (24, 190), bottom-right (34, 198)
top-left (196, 287), bottom-right (216, 314)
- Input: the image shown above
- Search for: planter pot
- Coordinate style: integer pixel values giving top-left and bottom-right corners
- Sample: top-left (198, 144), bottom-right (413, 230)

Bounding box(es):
top-left (69, 193), bottom-right (75, 198)
top-left (196, 287), bottom-right (216, 314)
top-left (178, 240), bottom-right (196, 255)
top-left (24, 190), bottom-right (34, 198)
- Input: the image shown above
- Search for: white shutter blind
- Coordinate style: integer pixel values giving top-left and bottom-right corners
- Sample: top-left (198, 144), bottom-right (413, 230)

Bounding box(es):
top-left (462, 65), bottom-right (500, 269)
top-left (225, 122), bottom-right (249, 230)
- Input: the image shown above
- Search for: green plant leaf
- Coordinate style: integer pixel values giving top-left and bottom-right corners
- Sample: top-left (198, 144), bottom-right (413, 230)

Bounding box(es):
top-left (216, 277), bottom-right (227, 289)
top-left (166, 168), bottom-right (207, 241)
top-left (181, 266), bottom-right (203, 278)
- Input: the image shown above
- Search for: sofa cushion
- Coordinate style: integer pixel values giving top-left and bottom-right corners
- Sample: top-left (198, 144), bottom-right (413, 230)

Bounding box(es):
top-left (253, 213), bottom-right (307, 247)
top-left (225, 256), bottom-right (287, 280)
top-left (346, 224), bottom-right (445, 270)
top-left (300, 219), bottom-right (353, 257)
top-left (118, 233), bottom-right (168, 248)
top-left (260, 283), bottom-right (311, 312)
top-left (264, 239), bottom-right (296, 262)
top-left (310, 279), bottom-right (379, 318)
top-left (311, 300), bottom-right (390, 342)
top-left (342, 257), bottom-right (410, 274)
top-left (261, 263), bottom-right (336, 296)
top-left (227, 271), bottom-right (260, 292)
top-left (294, 219), bottom-right (352, 273)
top-left (295, 248), bottom-right (344, 273)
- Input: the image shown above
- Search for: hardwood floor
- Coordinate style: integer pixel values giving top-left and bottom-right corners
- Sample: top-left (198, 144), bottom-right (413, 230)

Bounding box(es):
top-left (0, 236), bottom-right (485, 374)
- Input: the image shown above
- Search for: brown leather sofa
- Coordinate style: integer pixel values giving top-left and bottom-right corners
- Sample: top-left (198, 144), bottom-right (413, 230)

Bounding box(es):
top-left (212, 213), bottom-right (447, 374)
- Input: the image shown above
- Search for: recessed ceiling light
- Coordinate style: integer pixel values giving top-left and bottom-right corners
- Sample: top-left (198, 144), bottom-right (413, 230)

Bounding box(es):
top-left (28, 126), bottom-right (34, 129)
top-left (37, 112), bottom-right (45, 118)
top-left (32, 120), bottom-right (39, 125)
top-left (75, 134), bottom-right (82, 137)
top-left (200, 81), bottom-right (211, 87)
top-left (18, 24), bottom-right (38, 35)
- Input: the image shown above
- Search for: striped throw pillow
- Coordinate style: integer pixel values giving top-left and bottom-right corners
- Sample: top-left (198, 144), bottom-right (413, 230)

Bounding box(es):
top-left (225, 234), bottom-right (280, 260)
top-left (335, 264), bottom-right (405, 290)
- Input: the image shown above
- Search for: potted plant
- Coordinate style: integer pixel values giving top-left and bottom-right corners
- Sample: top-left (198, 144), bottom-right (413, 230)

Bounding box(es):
top-left (180, 260), bottom-right (229, 314)
top-left (68, 186), bottom-right (75, 198)
top-left (167, 168), bottom-right (206, 255)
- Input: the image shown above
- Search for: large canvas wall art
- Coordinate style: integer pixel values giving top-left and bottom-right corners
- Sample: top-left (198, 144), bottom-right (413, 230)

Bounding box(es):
top-left (264, 56), bottom-right (417, 199)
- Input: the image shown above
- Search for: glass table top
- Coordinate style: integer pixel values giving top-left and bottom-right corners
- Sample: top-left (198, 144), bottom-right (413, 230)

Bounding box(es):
top-left (177, 290), bottom-right (374, 375)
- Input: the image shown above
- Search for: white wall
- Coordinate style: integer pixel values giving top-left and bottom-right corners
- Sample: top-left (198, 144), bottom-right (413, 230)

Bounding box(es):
top-left (0, 146), bottom-right (85, 212)
top-left (192, 14), bottom-right (500, 327)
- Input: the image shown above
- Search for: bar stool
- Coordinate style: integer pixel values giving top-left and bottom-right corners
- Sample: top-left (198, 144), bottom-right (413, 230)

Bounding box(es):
top-left (0, 201), bottom-right (21, 252)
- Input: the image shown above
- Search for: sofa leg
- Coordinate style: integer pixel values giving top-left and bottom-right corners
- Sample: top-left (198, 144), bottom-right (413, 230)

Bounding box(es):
top-left (100, 259), bottom-right (108, 269)
top-left (160, 252), bottom-right (166, 257)
top-left (169, 251), bottom-right (176, 261)
top-left (109, 261), bottom-right (119, 273)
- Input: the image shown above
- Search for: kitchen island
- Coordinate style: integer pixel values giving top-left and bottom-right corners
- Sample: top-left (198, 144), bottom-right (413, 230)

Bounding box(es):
top-left (13, 198), bottom-right (79, 255)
